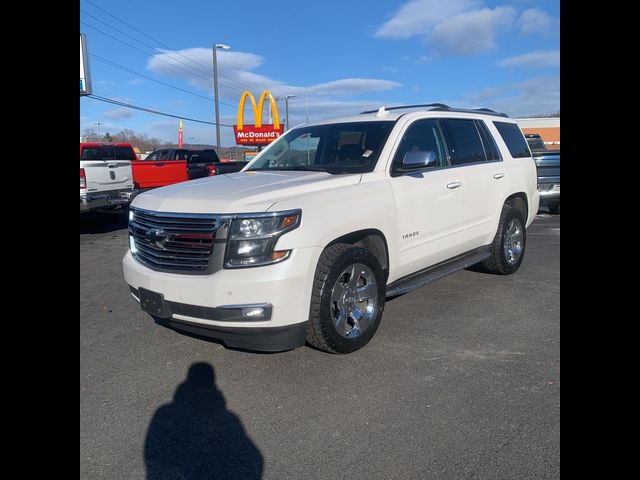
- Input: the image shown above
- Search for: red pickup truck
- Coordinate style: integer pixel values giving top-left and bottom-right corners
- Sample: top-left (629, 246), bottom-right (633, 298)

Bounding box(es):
top-left (132, 148), bottom-right (189, 190)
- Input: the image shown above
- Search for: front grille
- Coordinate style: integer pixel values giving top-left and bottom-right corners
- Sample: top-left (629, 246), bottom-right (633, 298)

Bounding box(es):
top-left (129, 208), bottom-right (219, 274)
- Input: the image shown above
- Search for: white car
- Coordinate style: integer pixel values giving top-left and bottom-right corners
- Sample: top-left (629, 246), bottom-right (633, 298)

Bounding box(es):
top-left (123, 104), bottom-right (539, 353)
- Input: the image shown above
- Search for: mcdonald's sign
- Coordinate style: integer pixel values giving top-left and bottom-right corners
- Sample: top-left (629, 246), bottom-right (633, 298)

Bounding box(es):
top-left (233, 90), bottom-right (284, 146)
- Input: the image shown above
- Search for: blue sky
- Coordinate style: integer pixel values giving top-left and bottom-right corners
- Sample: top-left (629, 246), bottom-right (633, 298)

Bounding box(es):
top-left (79, 0), bottom-right (560, 147)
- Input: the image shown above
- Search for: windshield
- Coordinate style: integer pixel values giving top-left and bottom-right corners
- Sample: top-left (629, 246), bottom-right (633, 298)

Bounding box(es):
top-left (247, 121), bottom-right (395, 174)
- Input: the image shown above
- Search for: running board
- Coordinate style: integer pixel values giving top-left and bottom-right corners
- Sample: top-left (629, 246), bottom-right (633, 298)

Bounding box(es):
top-left (386, 246), bottom-right (491, 298)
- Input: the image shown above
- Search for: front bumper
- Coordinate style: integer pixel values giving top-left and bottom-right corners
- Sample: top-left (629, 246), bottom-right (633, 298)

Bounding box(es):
top-left (122, 246), bottom-right (322, 351)
top-left (80, 189), bottom-right (137, 212)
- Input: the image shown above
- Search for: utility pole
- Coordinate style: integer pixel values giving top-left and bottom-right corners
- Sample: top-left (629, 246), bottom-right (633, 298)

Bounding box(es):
top-left (212, 43), bottom-right (230, 154)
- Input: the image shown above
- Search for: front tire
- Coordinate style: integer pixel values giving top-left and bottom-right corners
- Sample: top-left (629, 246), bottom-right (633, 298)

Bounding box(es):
top-left (306, 244), bottom-right (386, 354)
top-left (482, 206), bottom-right (527, 275)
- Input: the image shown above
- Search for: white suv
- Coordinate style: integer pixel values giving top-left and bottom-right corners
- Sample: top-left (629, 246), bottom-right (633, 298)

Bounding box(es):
top-left (123, 104), bottom-right (539, 353)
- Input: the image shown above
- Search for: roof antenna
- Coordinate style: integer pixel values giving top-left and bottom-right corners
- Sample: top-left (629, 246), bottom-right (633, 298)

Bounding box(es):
top-left (375, 106), bottom-right (387, 118)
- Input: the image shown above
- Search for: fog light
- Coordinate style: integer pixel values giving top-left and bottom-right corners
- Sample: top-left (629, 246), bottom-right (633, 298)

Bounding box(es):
top-left (243, 307), bottom-right (265, 318)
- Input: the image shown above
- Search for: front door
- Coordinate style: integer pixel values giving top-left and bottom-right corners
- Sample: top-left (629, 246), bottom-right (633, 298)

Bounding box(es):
top-left (388, 119), bottom-right (466, 278)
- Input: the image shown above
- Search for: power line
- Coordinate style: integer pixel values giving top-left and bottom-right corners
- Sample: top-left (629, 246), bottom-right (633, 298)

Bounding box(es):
top-left (89, 53), bottom-right (238, 109)
top-left (80, 21), bottom-right (214, 84)
top-left (84, 93), bottom-right (234, 127)
top-left (82, 0), bottom-right (257, 93)
top-left (81, 9), bottom-right (213, 79)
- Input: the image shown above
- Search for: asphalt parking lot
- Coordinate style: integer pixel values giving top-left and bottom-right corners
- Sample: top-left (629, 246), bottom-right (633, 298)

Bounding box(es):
top-left (80, 209), bottom-right (559, 480)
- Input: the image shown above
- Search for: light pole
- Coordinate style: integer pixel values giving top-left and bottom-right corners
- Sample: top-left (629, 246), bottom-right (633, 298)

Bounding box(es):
top-left (188, 136), bottom-right (195, 148)
top-left (93, 121), bottom-right (103, 141)
top-left (285, 95), bottom-right (296, 131)
top-left (212, 43), bottom-right (230, 154)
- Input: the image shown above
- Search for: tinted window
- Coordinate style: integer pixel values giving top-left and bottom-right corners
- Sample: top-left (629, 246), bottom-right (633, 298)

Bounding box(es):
top-left (81, 146), bottom-right (116, 160)
top-left (493, 122), bottom-right (531, 158)
top-left (157, 150), bottom-right (170, 161)
top-left (188, 150), bottom-right (219, 163)
top-left (440, 119), bottom-right (486, 165)
top-left (475, 121), bottom-right (501, 161)
top-left (114, 146), bottom-right (136, 160)
top-left (392, 119), bottom-right (447, 171)
top-left (146, 152), bottom-right (158, 161)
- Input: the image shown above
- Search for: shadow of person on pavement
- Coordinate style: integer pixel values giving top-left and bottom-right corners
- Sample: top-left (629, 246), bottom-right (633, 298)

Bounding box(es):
top-left (144, 362), bottom-right (264, 480)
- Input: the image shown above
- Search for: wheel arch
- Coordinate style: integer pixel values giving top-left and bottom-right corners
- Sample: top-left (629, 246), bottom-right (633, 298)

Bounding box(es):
top-left (504, 192), bottom-right (529, 223)
top-left (326, 229), bottom-right (390, 280)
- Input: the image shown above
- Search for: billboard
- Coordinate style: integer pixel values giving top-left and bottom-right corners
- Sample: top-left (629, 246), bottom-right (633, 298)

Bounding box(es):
top-left (80, 33), bottom-right (92, 96)
top-left (233, 90), bottom-right (284, 146)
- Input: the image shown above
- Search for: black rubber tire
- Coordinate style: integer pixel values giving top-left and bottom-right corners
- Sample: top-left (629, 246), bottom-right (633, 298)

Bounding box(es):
top-left (482, 206), bottom-right (527, 275)
top-left (306, 244), bottom-right (386, 354)
top-left (547, 200), bottom-right (560, 214)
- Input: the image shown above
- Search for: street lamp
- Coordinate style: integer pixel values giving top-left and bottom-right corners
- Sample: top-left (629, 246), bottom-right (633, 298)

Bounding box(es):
top-left (285, 95), bottom-right (296, 131)
top-left (188, 136), bottom-right (195, 148)
top-left (212, 43), bottom-right (231, 154)
top-left (93, 121), bottom-right (103, 141)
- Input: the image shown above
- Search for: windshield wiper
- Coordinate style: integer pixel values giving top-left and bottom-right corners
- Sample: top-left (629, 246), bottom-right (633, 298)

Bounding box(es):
top-left (248, 166), bottom-right (328, 172)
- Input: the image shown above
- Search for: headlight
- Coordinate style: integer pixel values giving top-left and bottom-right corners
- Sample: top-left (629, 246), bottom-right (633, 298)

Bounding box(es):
top-left (225, 210), bottom-right (301, 268)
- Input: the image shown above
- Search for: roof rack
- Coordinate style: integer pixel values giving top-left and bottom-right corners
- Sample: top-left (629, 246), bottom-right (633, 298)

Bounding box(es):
top-left (360, 104), bottom-right (509, 118)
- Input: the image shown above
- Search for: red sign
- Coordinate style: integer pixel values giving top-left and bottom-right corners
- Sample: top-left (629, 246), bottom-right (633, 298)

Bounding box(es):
top-left (234, 90), bottom-right (283, 146)
top-left (233, 124), bottom-right (284, 145)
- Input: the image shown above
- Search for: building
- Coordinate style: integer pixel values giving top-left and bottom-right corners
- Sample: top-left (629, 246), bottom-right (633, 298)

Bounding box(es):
top-left (515, 117), bottom-right (560, 149)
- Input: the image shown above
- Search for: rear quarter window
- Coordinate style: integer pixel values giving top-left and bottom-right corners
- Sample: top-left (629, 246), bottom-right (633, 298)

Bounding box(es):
top-left (493, 122), bottom-right (532, 158)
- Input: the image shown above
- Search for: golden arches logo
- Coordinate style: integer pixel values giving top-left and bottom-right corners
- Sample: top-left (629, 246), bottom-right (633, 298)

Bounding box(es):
top-left (236, 90), bottom-right (280, 130)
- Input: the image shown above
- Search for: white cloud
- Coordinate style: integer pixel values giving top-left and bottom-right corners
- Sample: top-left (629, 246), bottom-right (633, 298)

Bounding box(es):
top-left (430, 7), bottom-right (516, 55)
top-left (128, 78), bottom-right (144, 86)
top-left (376, 1), bottom-right (516, 56)
top-left (463, 75), bottom-right (559, 117)
top-left (103, 108), bottom-right (134, 121)
top-left (94, 80), bottom-right (116, 88)
top-left (375, 0), bottom-right (480, 39)
top-left (498, 50), bottom-right (559, 68)
top-left (518, 8), bottom-right (553, 36)
top-left (147, 48), bottom-right (400, 101)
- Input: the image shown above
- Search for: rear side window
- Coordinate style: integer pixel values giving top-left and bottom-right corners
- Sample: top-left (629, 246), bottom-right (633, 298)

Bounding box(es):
top-left (440, 119), bottom-right (486, 165)
top-left (114, 146), bottom-right (136, 160)
top-left (493, 122), bottom-right (531, 158)
top-left (81, 146), bottom-right (115, 160)
top-left (475, 121), bottom-right (501, 161)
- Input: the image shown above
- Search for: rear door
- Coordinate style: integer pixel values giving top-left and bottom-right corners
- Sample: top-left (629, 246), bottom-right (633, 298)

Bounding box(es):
top-left (440, 118), bottom-right (511, 250)
top-left (80, 145), bottom-right (134, 193)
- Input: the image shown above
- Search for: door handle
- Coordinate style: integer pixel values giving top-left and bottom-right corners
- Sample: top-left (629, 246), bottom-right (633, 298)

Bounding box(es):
top-left (107, 162), bottom-right (118, 168)
top-left (493, 172), bottom-right (505, 179)
top-left (446, 181), bottom-right (462, 189)
top-left (154, 162), bottom-right (166, 166)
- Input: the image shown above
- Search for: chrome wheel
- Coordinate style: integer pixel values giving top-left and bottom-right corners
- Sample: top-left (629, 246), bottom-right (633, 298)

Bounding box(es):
top-left (503, 218), bottom-right (523, 265)
top-left (330, 263), bottom-right (379, 339)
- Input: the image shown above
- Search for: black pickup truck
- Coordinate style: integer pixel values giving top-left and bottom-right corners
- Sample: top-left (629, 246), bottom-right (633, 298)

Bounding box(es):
top-left (184, 149), bottom-right (248, 179)
top-left (533, 150), bottom-right (560, 214)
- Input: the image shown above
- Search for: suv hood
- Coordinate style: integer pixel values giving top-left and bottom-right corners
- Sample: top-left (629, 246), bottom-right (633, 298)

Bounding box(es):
top-left (131, 170), bottom-right (362, 214)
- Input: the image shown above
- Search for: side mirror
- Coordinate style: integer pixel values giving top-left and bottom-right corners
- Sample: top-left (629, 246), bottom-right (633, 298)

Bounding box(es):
top-left (402, 150), bottom-right (437, 169)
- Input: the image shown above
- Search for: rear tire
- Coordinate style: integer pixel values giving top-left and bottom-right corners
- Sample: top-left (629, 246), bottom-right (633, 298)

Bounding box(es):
top-left (306, 244), bottom-right (386, 354)
top-left (482, 206), bottom-right (527, 275)
top-left (547, 200), bottom-right (560, 214)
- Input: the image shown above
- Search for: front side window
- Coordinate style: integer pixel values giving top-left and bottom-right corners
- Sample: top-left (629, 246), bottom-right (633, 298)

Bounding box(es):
top-left (392, 119), bottom-right (447, 172)
top-left (146, 152), bottom-right (158, 161)
top-left (246, 121), bottom-right (395, 174)
top-left (440, 119), bottom-right (486, 165)
top-left (494, 122), bottom-right (532, 158)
